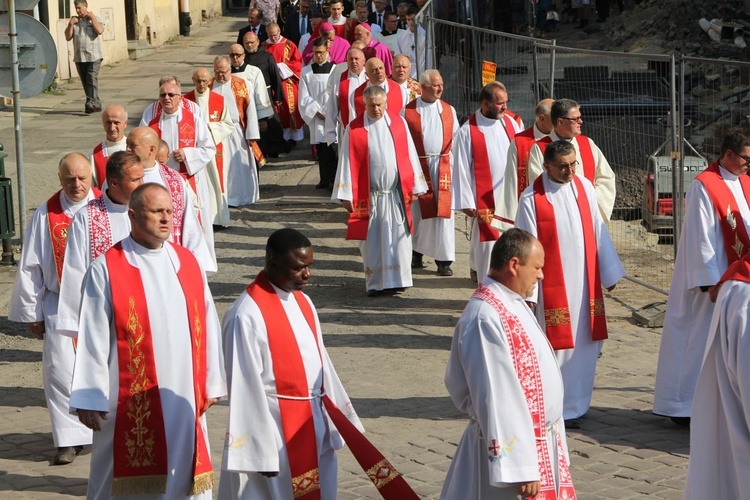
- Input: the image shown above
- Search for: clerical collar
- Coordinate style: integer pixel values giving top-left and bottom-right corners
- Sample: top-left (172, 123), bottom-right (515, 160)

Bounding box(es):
top-left (231, 61), bottom-right (248, 72)
top-left (381, 29), bottom-right (397, 36)
top-left (312, 61), bottom-right (334, 73)
top-left (718, 162), bottom-right (740, 180)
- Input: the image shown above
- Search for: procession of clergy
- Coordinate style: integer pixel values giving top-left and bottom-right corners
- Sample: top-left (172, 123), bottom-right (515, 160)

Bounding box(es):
top-left (10, 0), bottom-right (750, 496)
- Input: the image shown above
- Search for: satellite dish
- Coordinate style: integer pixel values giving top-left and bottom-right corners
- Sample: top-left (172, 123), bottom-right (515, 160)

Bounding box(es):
top-left (0, 12), bottom-right (58, 99)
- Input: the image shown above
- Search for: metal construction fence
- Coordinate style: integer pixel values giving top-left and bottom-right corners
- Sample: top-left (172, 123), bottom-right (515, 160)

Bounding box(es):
top-left (421, 16), bottom-right (750, 295)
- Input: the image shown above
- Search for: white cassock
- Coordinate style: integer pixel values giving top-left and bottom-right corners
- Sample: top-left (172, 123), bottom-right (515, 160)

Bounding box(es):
top-left (324, 66), bottom-right (368, 145)
top-left (218, 283), bottom-right (364, 499)
top-left (233, 64), bottom-right (275, 119)
top-left (193, 90), bottom-right (235, 227)
top-left (396, 26), bottom-right (432, 79)
top-left (139, 102), bottom-right (217, 262)
top-left (441, 278), bottom-right (568, 500)
top-left (299, 63), bottom-right (334, 145)
top-left (69, 237), bottom-right (226, 500)
top-left (515, 172), bottom-right (625, 419)
top-left (8, 190), bottom-right (97, 448)
top-left (454, 111), bottom-right (523, 280)
top-left (56, 192), bottom-right (131, 338)
top-left (142, 163), bottom-right (218, 273)
top-left (526, 129), bottom-right (616, 222)
top-left (89, 137), bottom-right (126, 187)
top-left (653, 166), bottom-right (750, 417)
top-left (409, 97), bottom-right (460, 262)
top-left (685, 278), bottom-right (750, 499)
top-left (213, 79), bottom-right (261, 208)
top-left (332, 113), bottom-right (428, 291)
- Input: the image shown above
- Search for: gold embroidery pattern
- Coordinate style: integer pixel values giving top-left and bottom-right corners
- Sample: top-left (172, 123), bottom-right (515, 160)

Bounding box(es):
top-left (125, 297), bottom-right (156, 468)
top-left (292, 467), bottom-right (320, 498)
top-left (477, 208), bottom-right (494, 225)
top-left (352, 199), bottom-right (368, 218)
top-left (50, 221), bottom-right (69, 280)
top-left (366, 459), bottom-right (401, 489)
top-left (193, 300), bottom-right (202, 377)
top-left (545, 307), bottom-right (571, 327)
top-left (726, 206), bottom-right (744, 257)
top-left (439, 173), bottom-right (451, 191)
top-left (590, 298), bottom-right (605, 316)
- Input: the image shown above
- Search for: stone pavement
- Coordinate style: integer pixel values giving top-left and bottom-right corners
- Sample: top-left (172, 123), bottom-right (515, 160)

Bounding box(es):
top-left (0, 13), bottom-right (689, 499)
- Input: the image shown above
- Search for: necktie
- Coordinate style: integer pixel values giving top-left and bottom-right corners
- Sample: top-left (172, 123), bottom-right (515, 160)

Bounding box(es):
top-left (378, 13), bottom-right (383, 28)
top-left (300, 16), bottom-right (306, 34)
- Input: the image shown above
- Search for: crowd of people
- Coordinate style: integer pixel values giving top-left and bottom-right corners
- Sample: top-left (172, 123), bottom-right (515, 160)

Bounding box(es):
top-left (9, 0), bottom-right (750, 497)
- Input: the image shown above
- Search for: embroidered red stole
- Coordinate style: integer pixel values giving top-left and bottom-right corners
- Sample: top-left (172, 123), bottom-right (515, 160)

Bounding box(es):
top-left (185, 90), bottom-right (227, 191)
top-left (48, 188), bottom-right (102, 281)
top-left (711, 252), bottom-right (750, 301)
top-left (158, 164), bottom-right (187, 246)
top-left (147, 100), bottom-right (198, 193)
top-left (536, 135), bottom-right (596, 183)
top-left (403, 100), bottom-right (452, 219)
top-left (246, 271), bottom-right (419, 499)
top-left (353, 80), bottom-right (404, 118)
top-left (468, 113), bottom-right (500, 242)
top-left (473, 285), bottom-right (577, 500)
top-left (87, 195), bottom-right (113, 260)
top-left (533, 175), bottom-right (607, 349)
top-left (697, 161), bottom-right (750, 263)
top-left (92, 143), bottom-right (108, 189)
top-left (106, 242), bottom-right (212, 496)
top-left (339, 72), bottom-right (354, 128)
top-left (228, 76), bottom-right (267, 168)
top-left (513, 127), bottom-right (538, 198)
top-left (346, 113), bottom-right (416, 240)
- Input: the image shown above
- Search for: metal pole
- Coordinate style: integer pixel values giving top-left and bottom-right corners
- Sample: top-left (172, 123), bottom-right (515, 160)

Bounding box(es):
top-left (669, 53), bottom-right (680, 255)
top-left (9, 0), bottom-right (27, 242)
top-left (677, 56), bottom-right (686, 245)
top-left (549, 39), bottom-right (556, 97)
top-left (532, 42), bottom-right (539, 103)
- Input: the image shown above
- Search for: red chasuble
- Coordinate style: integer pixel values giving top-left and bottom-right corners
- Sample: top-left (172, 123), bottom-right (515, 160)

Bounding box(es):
top-left (403, 100), bottom-right (453, 219)
top-left (184, 90), bottom-right (227, 190)
top-left (533, 175), bottom-right (607, 349)
top-left (536, 135), bottom-right (596, 183)
top-left (47, 188), bottom-right (101, 283)
top-left (266, 38), bottom-right (304, 131)
top-left (697, 161), bottom-right (750, 264)
top-left (345, 113), bottom-right (416, 240)
top-left (147, 100), bottom-right (198, 193)
top-left (353, 80), bottom-right (404, 118)
top-left (513, 127), bottom-right (538, 198)
top-left (473, 285), bottom-right (577, 500)
top-left (91, 143), bottom-right (109, 189)
top-left (468, 113), bottom-right (500, 242)
top-left (106, 242), bottom-right (212, 496)
top-left (246, 271), bottom-right (419, 500)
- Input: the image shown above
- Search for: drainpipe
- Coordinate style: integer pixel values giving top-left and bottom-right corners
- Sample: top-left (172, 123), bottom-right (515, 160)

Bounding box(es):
top-left (179, 0), bottom-right (192, 36)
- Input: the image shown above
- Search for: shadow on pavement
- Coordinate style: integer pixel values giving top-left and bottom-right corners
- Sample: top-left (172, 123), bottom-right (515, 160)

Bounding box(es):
top-left (322, 333), bottom-right (452, 350)
top-left (0, 471), bottom-right (87, 495)
top-left (0, 386), bottom-right (46, 408)
top-left (351, 396), bottom-right (464, 420)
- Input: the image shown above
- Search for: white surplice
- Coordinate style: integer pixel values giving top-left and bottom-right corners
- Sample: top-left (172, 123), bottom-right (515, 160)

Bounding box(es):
top-left (332, 113), bottom-right (428, 291)
top-left (69, 237), bottom-right (226, 500)
top-left (526, 129), bottom-right (616, 222)
top-left (56, 192), bottom-right (131, 338)
top-left (8, 190), bottom-right (98, 448)
top-left (324, 66), bottom-right (367, 145)
top-left (396, 26), bottom-right (431, 79)
top-left (193, 90), bottom-right (235, 227)
top-left (408, 98), bottom-right (460, 262)
top-left (212, 79), bottom-right (261, 208)
top-left (685, 279), bottom-right (750, 499)
top-left (653, 166), bottom-right (750, 417)
top-left (299, 63), bottom-right (334, 145)
top-left (218, 283), bottom-right (363, 499)
top-left (441, 278), bottom-right (568, 500)
top-left (233, 64), bottom-right (275, 119)
top-left (89, 137), bottom-right (126, 187)
top-left (515, 172), bottom-right (625, 420)
top-left (454, 110), bottom-right (523, 280)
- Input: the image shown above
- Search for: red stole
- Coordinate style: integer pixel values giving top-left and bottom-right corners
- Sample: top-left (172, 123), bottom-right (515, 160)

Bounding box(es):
top-left (184, 90), bottom-right (227, 191)
top-left (158, 164), bottom-right (187, 246)
top-left (353, 80), bottom-right (404, 118)
top-left (697, 161), bottom-right (750, 263)
top-left (147, 100), bottom-right (198, 193)
top-left (339, 72), bottom-right (354, 128)
top-left (711, 252), bottom-right (750, 301)
top-left (46, 189), bottom-right (100, 282)
top-left (473, 284), bottom-right (577, 500)
top-left (533, 175), bottom-right (607, 349)
top-left (91, 143), bottom-right (109, 189)
top-left (106, 242), bottom-right (212, 496)
top-left (500, 114), bottom-right (518, 142)
top-left (468, 113), bottom-right (500, 242)
top-left (346, 113), bottom-right (416, 240)
top-left (536, 135), bottom-right (596, 183)
top-left (246, 271), bottom-right (419, 499)
top-left (87, 195), bottom-right (114, 261)
top-left (513, 127), bottom-right (538, 198)
top-left (403, 100), bottom-right (452, 219)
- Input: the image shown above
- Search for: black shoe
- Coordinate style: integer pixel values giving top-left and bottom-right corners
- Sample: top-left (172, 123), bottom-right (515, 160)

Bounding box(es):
top-left (411, 253), bottom-right (425, 269)
top-left (470, 269), bottom-right (478, 284)
top-left (315, 182), bottom-right (327, 189)
top-left (437, 263), bottom-right (453, 276)
top-left (670, 416), bottom-right (691, 426)
top-left (367, 289), bottom-right (383, 297)
top-left (564, 418), bottom-right (582, 429)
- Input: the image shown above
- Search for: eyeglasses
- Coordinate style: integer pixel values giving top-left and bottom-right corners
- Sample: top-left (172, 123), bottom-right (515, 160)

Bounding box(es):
top-left (229, 53), bottom-right (244, 57)
top-left (733, 150), bottom-right (750, 166)
top-left (560, 116), bottom-right (583, 123)
top-left (159, 92), bottom-right (180, 98)
top-left (549, 159), bottom-right (578, 170)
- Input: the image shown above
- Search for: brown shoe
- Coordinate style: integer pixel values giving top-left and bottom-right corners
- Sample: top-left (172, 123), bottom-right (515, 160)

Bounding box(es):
top-left (53, 446), bottom-right (77, 465)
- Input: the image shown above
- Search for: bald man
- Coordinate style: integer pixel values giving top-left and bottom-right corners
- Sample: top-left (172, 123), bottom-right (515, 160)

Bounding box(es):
top-left (90, 104), bottom-right (128, 188)
top-left (324, 46), bottom-right (369, 146)
top-left (265, 22), bottom-right (305, 143)
top-left (353, 22), bottom-right (393, 75)
top-left (352, 57), bottom-right (407, 118)
top-left (9, 153), bottom-right (100, 465)
top-left (390, 54), bottom-right (421, 103)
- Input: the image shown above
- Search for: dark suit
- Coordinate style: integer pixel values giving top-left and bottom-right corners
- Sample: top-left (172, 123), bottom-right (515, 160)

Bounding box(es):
top-left (283, 11), bottom-right (312, 46)
top-left (237, 23), bottom-right (268, 45)
top-left (367, 10), bottom-right (390, 30)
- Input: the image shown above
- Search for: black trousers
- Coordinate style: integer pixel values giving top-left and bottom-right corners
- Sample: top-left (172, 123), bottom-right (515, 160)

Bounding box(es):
top-left (75, 59), bottom-right (102, 111)
top-left (317, 142), bottom-right (338, 187)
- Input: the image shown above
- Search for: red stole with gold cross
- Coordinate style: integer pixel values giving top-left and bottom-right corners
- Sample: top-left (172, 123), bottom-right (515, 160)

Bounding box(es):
top-left (346, 113), bottom-right (416, 240)
top-left (473, 284), bottom-right (577, 499)
top-left (47, 188), bottom-right (101, 283)
top-left (513, 127), bottom-right (538, 198)
top-left (697, 161), bottom-right (750, 264)
top-left (469, 113), bottom-right (500, 242)
top-left (147, 100), bottom-right (198, 193)
top-left (533, 175), bottom-right (607, 349)
top-left (106, 241), bottom-right (213, 496)
top-left (536, 135), bottom-right (596, 183)
top-left (91, 142), bottom-right (109, 189)
top-left (403, 99), bottom-right (452, 219)
top-left (184, 90), bottom-right (227, 191)
top-left (246, 271), bottom-right (419, 499)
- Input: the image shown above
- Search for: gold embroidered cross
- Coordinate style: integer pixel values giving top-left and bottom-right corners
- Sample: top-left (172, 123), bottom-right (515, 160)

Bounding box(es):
top-left (439, 173), bottom-right (451, 190)
top-left (477, 208), bottom-right (494, 224)
top-left (352, 200), bottom-right (368, 218)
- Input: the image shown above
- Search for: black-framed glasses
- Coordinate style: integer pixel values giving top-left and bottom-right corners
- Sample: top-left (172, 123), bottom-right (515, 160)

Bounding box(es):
top-left (560, 116), bottom-right (583, 123)
top-left (733, 150), bottom-right (750, 166)
top-left (159, 92), bottom-right (180, 98)
top-left (229, 53), bottom-right (244, 57)
top-left (549, 159), bottom-right (578, 170)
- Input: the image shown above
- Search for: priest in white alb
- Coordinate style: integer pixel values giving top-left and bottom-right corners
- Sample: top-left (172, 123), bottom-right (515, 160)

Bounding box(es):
top-left (442, 229), bottom-right (576, 500)
top-left (454, 81), bottom-right (524, 282)
top-left (69, 183), bottom-right (226, 499)
top-left (90, 104), bottom-right (127, 189)
top-left (9, 153), bottom-right (97, 466)
top-left (57, 151), bottom-right (145, 338)
top-left (514, 140), bottom-right (625, 423)
top-left (332, 85), bottom-right (427, 295)
top-left (324, 46), bottom-right (368, 146)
